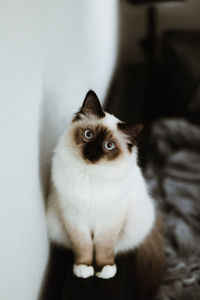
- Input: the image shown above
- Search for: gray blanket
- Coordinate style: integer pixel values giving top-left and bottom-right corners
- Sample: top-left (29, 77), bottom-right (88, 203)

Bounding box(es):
top-left (144, 119), bottom-right (200, 300)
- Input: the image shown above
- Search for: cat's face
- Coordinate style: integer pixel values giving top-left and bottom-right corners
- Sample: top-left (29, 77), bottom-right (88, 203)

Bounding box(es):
top-left (70, 91), bottom-right (143, 165)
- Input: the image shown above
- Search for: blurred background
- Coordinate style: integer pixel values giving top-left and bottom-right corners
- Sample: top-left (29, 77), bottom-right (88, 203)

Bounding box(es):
top-left (0, 0), bottom-right (200, 299)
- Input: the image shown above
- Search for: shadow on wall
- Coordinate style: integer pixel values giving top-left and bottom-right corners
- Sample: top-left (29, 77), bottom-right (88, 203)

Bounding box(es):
top-left (38, 87), bottom-right (68, 299)
top-left (39, 87), bottom-right (66, 201)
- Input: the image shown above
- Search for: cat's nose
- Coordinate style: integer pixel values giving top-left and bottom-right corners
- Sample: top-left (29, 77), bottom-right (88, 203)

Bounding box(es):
top-left (83, 146), bottom-right (101, 163)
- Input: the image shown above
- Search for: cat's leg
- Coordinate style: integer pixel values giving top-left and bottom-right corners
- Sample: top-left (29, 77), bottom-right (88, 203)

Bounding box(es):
top-left (48, 208), bottom-right (94, 278)
top-left (71, 230), bottom-right (94, 278)
top-left (47, 189), bottom-right (94, 278)
top-left (61, 220), bottom-right (94, 278)
top-left (94, 229), bottom-right (119, 279)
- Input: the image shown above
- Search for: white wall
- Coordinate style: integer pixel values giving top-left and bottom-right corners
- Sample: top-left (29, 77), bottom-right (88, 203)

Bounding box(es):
top-left (0, 1), bottom-right (118, 299)
top-left (119, 0), bottom-right (200, 63)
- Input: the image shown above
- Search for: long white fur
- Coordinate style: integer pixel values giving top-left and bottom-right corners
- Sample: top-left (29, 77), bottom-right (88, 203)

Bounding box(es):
top-left (46, 112), bottom-right (155, 277)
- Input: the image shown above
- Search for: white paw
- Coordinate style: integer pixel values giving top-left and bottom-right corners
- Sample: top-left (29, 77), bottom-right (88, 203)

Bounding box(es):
top-left (96, 264), bottom-right (117, 279)
top-left (73, 264), bottom-right (94, 278)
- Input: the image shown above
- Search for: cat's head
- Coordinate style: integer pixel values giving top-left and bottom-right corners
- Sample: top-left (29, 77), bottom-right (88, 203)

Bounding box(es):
top-left (69, 90), bottom-right (143, 165)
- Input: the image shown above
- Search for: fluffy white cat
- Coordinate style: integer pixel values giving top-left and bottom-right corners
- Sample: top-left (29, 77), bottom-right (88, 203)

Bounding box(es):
top-left (46, 91), bottom-right (163, 281)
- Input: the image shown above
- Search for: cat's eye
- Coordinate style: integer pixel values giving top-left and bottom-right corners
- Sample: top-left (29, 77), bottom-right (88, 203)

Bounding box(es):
top-left (84, 129), bottom-right (93, 139)
top-left (105, 141), bottom-right (115, 151)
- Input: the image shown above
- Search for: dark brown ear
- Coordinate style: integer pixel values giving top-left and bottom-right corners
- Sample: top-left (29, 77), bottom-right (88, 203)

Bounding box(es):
top-left (117, 122), bottom-right (144, 144)
top-left (72, 90), bottom-right (105, 122)
top-left (81, 90), bottom-right (105, 118)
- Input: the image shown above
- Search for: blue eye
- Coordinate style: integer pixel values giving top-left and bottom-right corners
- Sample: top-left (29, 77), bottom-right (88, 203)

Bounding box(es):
top-left (105, 141), bottom-right (115, 151)
top-left (84, 129), bottom-right (93, 139)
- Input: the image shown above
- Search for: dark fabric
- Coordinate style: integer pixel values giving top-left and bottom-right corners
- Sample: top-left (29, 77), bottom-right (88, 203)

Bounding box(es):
top-left (144, 118), bottom-right (200, 300)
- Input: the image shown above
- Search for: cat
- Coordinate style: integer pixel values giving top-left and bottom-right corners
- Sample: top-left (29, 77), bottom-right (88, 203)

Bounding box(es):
top-left (46, 90), bottom-right (164, 284)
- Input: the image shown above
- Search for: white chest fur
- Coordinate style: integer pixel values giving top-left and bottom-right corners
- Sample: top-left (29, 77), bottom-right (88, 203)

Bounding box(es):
top-left (50, 137), bottom-right (155, 254)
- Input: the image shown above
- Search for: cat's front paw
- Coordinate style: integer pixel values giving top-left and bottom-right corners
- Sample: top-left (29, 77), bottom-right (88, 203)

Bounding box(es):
top-left (95, 264), bottom-right (117, 279)
top-left (73, 264), bottom-right (94, 278)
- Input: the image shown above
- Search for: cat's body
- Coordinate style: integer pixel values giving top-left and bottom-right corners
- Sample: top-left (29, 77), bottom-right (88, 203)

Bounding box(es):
top-left (47, 91), bottom-right (164, 283)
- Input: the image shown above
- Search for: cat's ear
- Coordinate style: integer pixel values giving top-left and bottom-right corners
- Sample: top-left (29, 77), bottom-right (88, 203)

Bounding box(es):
top-left (81, 90), bottom-right (105, 118)
top-left (72, 90), bottom-right (105, 122)
top-left (117, 122), bottom-right (144, 144)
